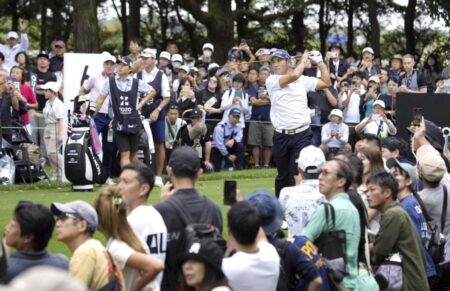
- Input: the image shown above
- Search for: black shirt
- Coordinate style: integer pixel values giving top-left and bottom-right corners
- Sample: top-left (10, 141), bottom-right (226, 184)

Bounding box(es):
top-left (154, 188), bottom-right (223, 291)
top-left (32, 69), bottom-right (57, 111)
top-left (0, 92), bottom-right (13, 145)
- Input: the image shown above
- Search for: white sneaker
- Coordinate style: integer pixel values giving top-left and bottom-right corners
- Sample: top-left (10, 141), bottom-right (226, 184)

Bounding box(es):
top-left (104, 177), bottom-right (115, 185)
top-left (154, 176), bottom-right (163, 187)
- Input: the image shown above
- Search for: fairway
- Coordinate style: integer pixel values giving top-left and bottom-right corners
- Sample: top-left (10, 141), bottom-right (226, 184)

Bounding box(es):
top-left (0, 169), bottom-right (277, 257)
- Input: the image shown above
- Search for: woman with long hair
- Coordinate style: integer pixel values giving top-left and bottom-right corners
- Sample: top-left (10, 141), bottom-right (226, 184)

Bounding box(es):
top-left (177, 77), bottom-right (198, 117)
top-left (178, 240), bottom-right (231, 291)
top-left (199, 76), bottom-right (223, 127)
top-left (357, 146), bottom-right (385, 234)
top-left (94, 186), bottom-right (164, 291)
top-left (220, 73), bottom-right (249, 128)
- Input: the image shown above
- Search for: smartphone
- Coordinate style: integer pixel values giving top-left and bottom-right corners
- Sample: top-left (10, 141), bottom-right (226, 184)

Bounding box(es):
top-left (412, 107), bottom-right (423, 126)
top-left (223, 180), bottom-right (237, 205)
top-left (14, 81), bottom-right (20, 90)
top-left (240, 38), bottom-right (246, 44)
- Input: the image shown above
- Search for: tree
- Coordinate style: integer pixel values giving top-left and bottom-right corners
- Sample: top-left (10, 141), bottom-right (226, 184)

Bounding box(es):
top-left (367, 0), bottom-right (380, 56)
top-left (178, 0), bottom-right (300, 63)
top-left (73, 0), bottom-right (99, 52)
top-left (128, 0), bottom-right (141, 42)
top-left (112, 0), bottom-right (128, 55)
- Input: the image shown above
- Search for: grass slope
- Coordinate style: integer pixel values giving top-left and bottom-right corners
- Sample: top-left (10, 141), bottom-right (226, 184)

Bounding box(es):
top-left (0, 169), bottom-right (277, 256)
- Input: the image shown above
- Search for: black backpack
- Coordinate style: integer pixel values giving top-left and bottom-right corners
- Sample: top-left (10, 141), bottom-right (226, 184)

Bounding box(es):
top-left (167, 195), bottom-right (226, 250)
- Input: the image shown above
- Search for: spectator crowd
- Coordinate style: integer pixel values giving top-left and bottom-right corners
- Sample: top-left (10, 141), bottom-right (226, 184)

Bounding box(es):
top-left (1, 22), bottom-right (450, 291)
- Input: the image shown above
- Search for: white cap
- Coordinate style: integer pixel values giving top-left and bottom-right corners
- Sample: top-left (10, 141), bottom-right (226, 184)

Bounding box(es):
top-left (159, 51), bottom-right (171, 60)
top-left (7, 31), bottom-right (18, 39)
top-left (328, 109), bottom-right (343, 120)
top-left (373, 100), bottom-right (385, 108)
top-left (202, 43), bottom-right (214, 52)
top-left (171, 54), bottom-right (183, 63)
top-left (297, 145), bottom-right (326, 174)
top-left (141, 48), bottom-right (155, 58)
top-left (207, 63), bottom-right (219, 71)
top-left (41, 82), bottom-right (60, 93)
top-left (103, 53), bottom-right (116, 63)
top-left (179, 65), bottom-right (190, 73)
top-left (255, 48), bottom-right (271, 56)
top-left (362, 47), bottom-right (374, 55)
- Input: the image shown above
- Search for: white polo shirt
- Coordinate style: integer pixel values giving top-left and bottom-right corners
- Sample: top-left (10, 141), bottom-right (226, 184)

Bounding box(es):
top-left (266, 74), bottom-right (318, 130)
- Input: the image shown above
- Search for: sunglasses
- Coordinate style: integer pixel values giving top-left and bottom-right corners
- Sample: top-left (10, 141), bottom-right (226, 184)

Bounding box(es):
top-left (56, 213), bottom-right (80, 221)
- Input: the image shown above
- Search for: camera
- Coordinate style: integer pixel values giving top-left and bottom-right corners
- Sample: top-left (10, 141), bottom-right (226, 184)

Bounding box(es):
top-left (443, 127), bottom-right (450, 136)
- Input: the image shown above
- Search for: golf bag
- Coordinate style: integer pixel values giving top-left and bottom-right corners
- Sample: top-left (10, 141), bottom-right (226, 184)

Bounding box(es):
top-left (65, 114), bottom-right (107, 191)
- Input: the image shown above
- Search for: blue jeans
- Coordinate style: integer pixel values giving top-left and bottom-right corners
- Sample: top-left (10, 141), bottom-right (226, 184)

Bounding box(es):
top-left (311, 114), bottom-right (322, 147)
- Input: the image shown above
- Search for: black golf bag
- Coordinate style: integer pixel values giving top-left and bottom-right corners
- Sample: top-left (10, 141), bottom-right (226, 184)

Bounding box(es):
top-left (65, 114), bottom-right (107, 191)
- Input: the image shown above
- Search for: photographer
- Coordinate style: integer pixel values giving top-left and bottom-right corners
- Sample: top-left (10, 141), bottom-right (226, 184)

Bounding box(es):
top-left (320, 109), bottom-right (351, 156)
top-left (360, 76), bottom-right (381, 118)
top-left (355, 100), bottom-right (396, 139)
top-left (0, 72), bottom-right (20, 147)
top-left (165, 104), bottom-right (186, 161)
top-left (339, 71), bottom-right (366, 124)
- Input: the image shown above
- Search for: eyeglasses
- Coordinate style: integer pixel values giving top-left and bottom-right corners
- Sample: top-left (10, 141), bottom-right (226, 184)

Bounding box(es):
top-left (56, 213), bottom-right (80, 221)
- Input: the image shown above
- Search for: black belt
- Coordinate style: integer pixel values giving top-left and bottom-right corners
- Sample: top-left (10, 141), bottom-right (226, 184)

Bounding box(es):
top-left (96, 113), bottom-right (110, 118)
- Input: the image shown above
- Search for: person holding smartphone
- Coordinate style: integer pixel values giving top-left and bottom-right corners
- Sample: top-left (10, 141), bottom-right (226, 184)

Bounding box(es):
top-left (355, 100), bottom-right (396, 140)
top-left (360, 75), bottom-right (381, 118)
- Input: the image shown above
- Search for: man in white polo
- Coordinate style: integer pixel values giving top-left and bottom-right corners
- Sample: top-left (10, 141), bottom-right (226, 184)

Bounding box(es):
top-left (266, 49), bottom-right (331, 196)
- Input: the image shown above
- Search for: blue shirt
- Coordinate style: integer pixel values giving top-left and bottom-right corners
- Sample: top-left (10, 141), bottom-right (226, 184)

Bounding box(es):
top-left (399, 194), bottom-right (437, 277)
top-left (248, 85), bottom-right (271, 122)
top-left (1, 250), bottom-right (68, 283)
top-left (293, 236), bottom-right (331, 291)
top-left (211, 120), bottom-right (243, 156)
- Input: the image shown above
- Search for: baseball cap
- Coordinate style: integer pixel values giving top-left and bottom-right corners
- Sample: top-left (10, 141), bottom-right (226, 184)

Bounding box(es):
top-left (372, 100), bottom-right (385, 108)
top-left (103, 53), bottom-right (116, 63)
top-left (177, 240), bottom-right (224, 275)
top-left (168, 103), bottom-right (179, 110)
top-left (229, 107), bottom-right (241, 116)
top-left (179, 65), bottom-right (190, 73)
top-left (168, 146), bottom-right (202, 176)
top-left (202, 43), bottom-right (214, 52)
top-left (245, 190), bottom-right (283, 235)
top-left (386, 158), bottom-right (417, 184)
top-left (190, 67), bottom-right (199, 73)
top-left (208, 63), bottom-right (220, 71)
top-left (51, 200), bottom-right (98, 230)
top-left (416, 144), bottom-right (446, 183)
top-left (362, 47), bottom-right (374, 55)
top-left (368, 76), bottom-right (380, 84)
top-left (37, 50), bottom-right (49, 59)
top-left (141, 48), bottom-right (155, 58)
top-left (391, 54), bottom-right (403, 61)
top-left (171, 54), bottom-right (183, 63)
top-left (7, 31), bottom-right (18, 39)
top-left (159, 51), bottom-right (171, 60)
top-left (269, 49), bottom-right (290, 61)
top-left (255, 48), bottom-right (271, 57)
top-left (117, 56), bottom-right (133, 66)
top-left (259, 66), bottom-right (270, 73)
top-left (297, 145), bottom-right (326, 174)
top-left (55, 40), bottom-right (65, 48)
top-left (40, 82), bottom-right (60, 93)
top-left (328, 109), bottom-right (343, 121)
top-left (190, 108), bottom-right (202, 118)
top-left (217, 68), bottom-right (229, 77)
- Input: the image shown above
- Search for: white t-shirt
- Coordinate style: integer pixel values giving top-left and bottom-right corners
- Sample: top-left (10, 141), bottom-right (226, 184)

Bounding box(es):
top-left (265, 74), bottom-right (318, 130)
top-left (341, 91), bottom-right (361, 123)
top-left (127, 205), bottom-right (168, 289)
top-left (222, 241), bottom-right (280, 291)
top-left (359, 117), bottom-right (397, 137)
top-left (279, 180), bottom-right (325, 238)
top-left (107, 238), bottom-right (157, 291)
top-left (43, 97), bottom-right (64, 124)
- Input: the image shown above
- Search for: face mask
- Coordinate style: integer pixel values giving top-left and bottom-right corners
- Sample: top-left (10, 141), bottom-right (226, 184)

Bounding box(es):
top-left (203, 50), bottom-right (212, 58)
top-left (172, 62), bottom-right (181, 69)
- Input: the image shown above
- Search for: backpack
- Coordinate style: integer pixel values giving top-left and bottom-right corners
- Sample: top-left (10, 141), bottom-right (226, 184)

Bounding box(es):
top-left (167, 195), bottom-right (226, 250)
top-left (98, 251), bottom-right (124, 291)
top-left (273, 238), bottom-right (291, 291)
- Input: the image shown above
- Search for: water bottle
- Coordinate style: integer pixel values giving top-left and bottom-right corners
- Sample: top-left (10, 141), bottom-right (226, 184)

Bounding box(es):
top-left (107, 128), bottom-right (114, 143)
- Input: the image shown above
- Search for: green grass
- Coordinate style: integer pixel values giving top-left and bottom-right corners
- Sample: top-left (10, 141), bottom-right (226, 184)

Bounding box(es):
top-left (0, 169), bottom-right (277, 257)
